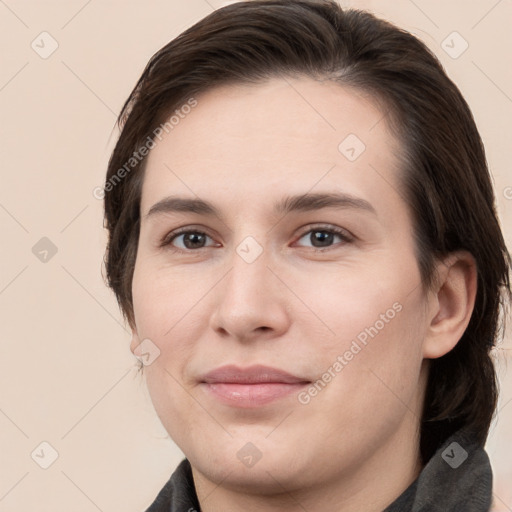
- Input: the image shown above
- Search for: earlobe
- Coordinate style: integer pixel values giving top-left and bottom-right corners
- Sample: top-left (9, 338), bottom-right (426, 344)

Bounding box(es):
top-left (423, 251), bottom-right (477, 359)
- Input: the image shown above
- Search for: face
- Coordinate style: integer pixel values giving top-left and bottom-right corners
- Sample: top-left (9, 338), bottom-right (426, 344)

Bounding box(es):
top-left (131, 77), bottom-right (431, 494)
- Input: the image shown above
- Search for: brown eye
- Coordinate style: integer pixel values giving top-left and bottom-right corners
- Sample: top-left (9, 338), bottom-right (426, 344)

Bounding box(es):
top-left (162, 230), bottom-right (216, 251)
top-left (295, 226), bottom-right (353, 249)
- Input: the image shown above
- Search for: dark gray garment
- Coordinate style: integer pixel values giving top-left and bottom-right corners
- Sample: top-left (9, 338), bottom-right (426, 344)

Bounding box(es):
top-left (144, 428), bottom-right (492, 512)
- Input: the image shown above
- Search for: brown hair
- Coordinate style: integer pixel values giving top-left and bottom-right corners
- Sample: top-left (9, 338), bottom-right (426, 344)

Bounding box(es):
top-left (103, 0), bottom-right (511, 463)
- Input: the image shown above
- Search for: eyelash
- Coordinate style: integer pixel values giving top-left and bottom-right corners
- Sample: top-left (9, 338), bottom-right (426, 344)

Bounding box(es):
top-left (159, 224), bottom-right (354, 253)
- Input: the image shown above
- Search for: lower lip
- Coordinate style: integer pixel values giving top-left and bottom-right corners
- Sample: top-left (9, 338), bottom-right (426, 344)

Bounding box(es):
top-left (202, 382), bottom-right (309, 408)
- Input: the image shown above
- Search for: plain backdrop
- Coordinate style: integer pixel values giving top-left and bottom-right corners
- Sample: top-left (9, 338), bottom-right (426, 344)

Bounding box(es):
top-left (0, 0), bottom-right (511, 511)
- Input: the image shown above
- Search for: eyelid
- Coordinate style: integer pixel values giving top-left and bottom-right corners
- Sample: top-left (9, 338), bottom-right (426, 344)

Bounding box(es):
top-left (294, 223), bottom-right (354, 240)
top-left (159, 223), bottom-right (355, 252)
top-left (159, 225), bottom-right (218, 249)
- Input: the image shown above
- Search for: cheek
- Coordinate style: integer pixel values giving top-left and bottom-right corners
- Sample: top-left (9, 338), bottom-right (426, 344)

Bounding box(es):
top-left (131, 260), bottom-right (201, 409)
top-left (314, 291), bottom-right (427, 422)
top-left (295, 261), bottom-right (423, 350)
top-left (297, 259), bottom-right (427, 402)
top-left (132, 262), bottom-right (204, 441)
top-left (131, 256), bottom-right (205, 337)
top-left (294, 295), bottom-right (427, 464)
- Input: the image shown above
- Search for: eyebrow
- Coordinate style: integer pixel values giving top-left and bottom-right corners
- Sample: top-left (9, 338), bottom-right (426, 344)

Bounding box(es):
top-left (144, 192), bottom-right (377, 220)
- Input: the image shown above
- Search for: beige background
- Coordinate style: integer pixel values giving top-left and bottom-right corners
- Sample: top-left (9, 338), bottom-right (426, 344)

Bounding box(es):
top-left (0, 0), bottom-right (510, 510)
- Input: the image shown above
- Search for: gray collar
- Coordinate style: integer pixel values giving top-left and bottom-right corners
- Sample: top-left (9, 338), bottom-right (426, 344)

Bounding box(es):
top-left (383, 428), bottom-right (492, 511)
top-left (145, 428), bottom-right (492, 512)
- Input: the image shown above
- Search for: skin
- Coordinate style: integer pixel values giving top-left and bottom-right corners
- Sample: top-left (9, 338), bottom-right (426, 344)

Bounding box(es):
top-left (130, 77), bottom-right (476, 512)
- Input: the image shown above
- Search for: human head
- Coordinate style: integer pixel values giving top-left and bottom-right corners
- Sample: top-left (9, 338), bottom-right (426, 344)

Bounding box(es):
top-left (103, 0), bottom-right (510, 468)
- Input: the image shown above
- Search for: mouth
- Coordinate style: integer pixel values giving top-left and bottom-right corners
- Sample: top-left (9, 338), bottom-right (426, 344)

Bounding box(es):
top-left (199, 364), bottom-right (311, 408)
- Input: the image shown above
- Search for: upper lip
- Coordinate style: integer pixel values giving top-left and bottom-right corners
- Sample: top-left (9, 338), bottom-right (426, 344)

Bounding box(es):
top-left (200, 364), bottom-right (310, 384)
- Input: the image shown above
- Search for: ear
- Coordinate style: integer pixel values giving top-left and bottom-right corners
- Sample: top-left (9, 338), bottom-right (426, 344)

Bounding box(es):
top-left (423, 251), bottom-right (477, 359)
top-left (130, 328), bottom-right (143, 358)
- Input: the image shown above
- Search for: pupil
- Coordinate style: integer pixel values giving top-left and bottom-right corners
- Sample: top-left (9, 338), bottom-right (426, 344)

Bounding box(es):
top-left (313, 231), bottom-right (332, 247)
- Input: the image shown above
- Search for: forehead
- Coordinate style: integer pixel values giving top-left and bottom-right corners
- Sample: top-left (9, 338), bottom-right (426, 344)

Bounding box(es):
top-left (140, 77), bottom-right (403, 217)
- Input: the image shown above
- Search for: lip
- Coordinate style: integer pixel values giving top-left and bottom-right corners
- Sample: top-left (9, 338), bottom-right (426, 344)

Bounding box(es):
top-left (199, 364), bottom-right (310, 408)
top-left (201, 364), bottom-right (309, 384)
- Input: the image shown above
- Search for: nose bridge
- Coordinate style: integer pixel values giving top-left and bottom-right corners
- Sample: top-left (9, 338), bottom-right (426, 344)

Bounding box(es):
top-left (224, 238), bottom-right (273, 310)
top-left (210, 237), bottom-right (289, 339)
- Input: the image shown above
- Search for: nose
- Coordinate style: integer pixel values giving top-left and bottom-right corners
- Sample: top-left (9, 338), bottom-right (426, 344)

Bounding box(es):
top-left (209, 244), bottom-right (291, 343)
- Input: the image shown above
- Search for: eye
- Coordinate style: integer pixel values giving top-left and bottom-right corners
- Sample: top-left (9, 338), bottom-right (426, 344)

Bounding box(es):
top-left (160, 229), bottom-right (218, 251)
top-left (160, 225), bottom-right (354, 253)
top-left (294, 226), bottom-right (353, 250)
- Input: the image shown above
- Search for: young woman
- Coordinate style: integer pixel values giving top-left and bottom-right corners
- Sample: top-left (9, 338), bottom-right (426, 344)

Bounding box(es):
top-left (102, 1), bottom-right (511, 510)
